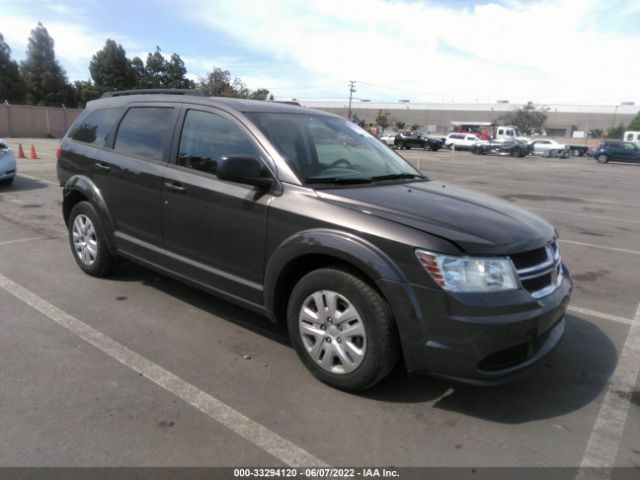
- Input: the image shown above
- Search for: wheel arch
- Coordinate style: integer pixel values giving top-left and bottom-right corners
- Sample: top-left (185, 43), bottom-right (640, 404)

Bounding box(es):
top-left (62, 175), bottom-right (117, 253)
top-left (264, 229), bottom-right (422, 328)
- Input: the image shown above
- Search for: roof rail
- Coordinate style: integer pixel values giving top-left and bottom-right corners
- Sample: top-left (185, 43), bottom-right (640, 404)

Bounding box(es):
top-left (101, 89), bottom-right (204, 98)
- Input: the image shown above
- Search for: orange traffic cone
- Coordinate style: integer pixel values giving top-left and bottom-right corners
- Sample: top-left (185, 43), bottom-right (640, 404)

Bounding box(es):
top-left (29, 145), bottom-right (38, 159)
top-left (17, 144), bottom-right (25, 158)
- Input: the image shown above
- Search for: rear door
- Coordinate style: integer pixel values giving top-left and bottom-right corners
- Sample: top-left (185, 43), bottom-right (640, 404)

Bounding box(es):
top-left (621, 142), bottom-right (640, 162)
top-left (161, 106), bottom-right (272, 306)
top-left (94, 104), bottom-right (177, 265)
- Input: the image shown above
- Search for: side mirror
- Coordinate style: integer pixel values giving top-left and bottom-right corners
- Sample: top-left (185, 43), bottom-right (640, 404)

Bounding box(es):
top-left (217, 155), bottom-right (273, 189)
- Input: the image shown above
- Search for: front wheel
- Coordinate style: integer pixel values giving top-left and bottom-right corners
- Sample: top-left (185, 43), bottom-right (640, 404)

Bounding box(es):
top-left (597, 154), bottom-right (609, 164)
top-left (287, 267), bottom-right (399, 391)
top-left (68, 201), bottom-right (120, 277)
top-left (0, 177), bottom-right (14, 186)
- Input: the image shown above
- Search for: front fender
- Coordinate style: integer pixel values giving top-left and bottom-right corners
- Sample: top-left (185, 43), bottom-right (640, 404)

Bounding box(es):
top-left (63, 175), bottom-right (116, 252)
top-left (264, 228), bottom-right (423, 329)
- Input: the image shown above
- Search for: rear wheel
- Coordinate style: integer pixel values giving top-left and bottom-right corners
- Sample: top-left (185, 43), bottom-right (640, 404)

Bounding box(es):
top-left (68, 201), bottom-right (120, 277)
top-left (571, 148), bottom-right (581, 157)
top-left (597, 153), bottom-right (609, 164)
top-left (287, 267), bottom-right (399, 391)
top-left (0, 177), bottom-right (14, 186)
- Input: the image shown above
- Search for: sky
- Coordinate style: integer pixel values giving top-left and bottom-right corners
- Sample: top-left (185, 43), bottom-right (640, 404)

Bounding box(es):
top-left (1, 0), bottom-right (639, 105)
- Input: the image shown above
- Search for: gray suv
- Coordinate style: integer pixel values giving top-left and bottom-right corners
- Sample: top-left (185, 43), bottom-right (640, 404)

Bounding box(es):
top-left (57, 90), bottom-right (572, 391)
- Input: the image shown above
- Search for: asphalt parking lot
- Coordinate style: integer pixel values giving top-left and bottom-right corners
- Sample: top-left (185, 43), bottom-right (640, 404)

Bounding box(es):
top-left (0, 138), bottom-right (638, 469)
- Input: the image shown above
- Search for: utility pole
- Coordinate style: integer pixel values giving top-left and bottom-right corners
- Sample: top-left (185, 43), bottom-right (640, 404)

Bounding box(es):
top-left (347, 80), bottom-right (356, 121)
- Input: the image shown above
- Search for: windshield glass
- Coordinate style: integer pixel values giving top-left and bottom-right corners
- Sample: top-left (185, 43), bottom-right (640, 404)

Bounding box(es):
top-left (246, 112), bottom-right (421, 183)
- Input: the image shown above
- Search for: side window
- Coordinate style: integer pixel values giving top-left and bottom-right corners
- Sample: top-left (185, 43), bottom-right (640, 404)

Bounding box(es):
top-left (498, 129), bottom-right (504, 135)
top-left (626, 134), bottom-right (633, 141)
top-left (71, 108), bottom-right (123, 147)
top-left (114, 107), bottom-right (174, 162)
top-left (177, 110), bottom-right (260, 176)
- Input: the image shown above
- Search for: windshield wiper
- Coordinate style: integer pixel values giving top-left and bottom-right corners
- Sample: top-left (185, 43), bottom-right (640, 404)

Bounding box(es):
top-left (370, 173), bottom-right (426, 181)
top-left (303, 176), bottom-right (374, 184)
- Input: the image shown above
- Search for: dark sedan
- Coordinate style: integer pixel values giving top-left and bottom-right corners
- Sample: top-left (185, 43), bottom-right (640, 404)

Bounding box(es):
top-left (394, 131), bottom-right (443, 151)
top-left (471, 139), bottom-right (529, 157)
top-left (591, 141), bottom-right (640, 164)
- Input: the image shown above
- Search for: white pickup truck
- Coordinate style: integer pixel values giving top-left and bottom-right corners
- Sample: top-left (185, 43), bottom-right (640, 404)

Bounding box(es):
top-left (494, 126), bottom-right (531, 143)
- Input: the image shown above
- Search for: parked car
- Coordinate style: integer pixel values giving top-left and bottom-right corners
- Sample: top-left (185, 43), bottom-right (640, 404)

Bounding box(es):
top-left (57, 90), bottom-right (572, 391)
top-left (471, 138), bottom-right (529, 157)
top-left (445, 133), bottom-right (483, 150)
top-left (379, 132), bottom-right (397, 146)
top-left (590, 140), bottom-right (640, 164)
top-left (394, 131), bottom-right (442, 151)
top-left (528, 139), bottom-right (569, 158)
top-left (0, 139), bottom-right (17, 186)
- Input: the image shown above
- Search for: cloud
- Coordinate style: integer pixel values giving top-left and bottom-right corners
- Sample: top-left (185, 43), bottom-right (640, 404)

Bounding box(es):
top-left (0, 11), bottom-right (140, 82)
top-left (180, 0), bottom-right (640, 104)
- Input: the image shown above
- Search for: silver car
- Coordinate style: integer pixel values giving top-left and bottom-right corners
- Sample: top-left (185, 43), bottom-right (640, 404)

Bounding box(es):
top-left (0, 139), bottom-right (17, 186)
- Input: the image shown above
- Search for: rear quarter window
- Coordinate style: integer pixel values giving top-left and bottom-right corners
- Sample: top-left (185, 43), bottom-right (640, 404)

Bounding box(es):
top-left (70, 108), bottom-right (124, 147)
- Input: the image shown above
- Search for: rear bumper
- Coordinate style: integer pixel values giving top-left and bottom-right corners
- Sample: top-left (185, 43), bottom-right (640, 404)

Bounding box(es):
top-left (381, 266), bottom-right (572, 385)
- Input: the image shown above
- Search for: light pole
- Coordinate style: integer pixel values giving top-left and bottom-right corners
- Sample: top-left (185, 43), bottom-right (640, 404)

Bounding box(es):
top-left (347, 80), bottom-right (356, 121)
top-left (612, 105), bottom-right (619, 129)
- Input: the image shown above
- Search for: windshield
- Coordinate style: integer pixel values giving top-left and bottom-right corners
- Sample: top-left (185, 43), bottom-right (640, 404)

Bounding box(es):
top-left (246, 112), bottom-right (421, 183)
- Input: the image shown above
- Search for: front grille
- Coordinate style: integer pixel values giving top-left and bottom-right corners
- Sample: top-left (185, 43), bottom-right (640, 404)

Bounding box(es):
top-left (510, 242), bottom-right (562, 299)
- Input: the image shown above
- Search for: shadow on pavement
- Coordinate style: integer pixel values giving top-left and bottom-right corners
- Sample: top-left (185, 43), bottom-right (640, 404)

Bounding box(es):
top-left (1, 175), bottom-right (50, 192)
top-left (111, 261), bottom-right (618, 424)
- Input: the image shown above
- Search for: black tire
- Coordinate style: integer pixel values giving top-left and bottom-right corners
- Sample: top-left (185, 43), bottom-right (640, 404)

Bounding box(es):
top-left (68, 201), bottom-right (120, 277)
top-left (596, 153), bottom-right (608, 164)
top-left (571, 148), bottom-right (581, 157)
top-left (430, 145), bottom-right (440, 151)
top-left (287, 267), bottom-right (399, 391)
top-left (0, 177), bottom-right (14, 186)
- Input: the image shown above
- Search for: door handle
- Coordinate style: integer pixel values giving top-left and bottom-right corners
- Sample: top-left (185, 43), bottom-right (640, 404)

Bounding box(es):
top-left (164, 181), bottom-right (186, 193)
top-left (95, 162), bottom-right (111, 172)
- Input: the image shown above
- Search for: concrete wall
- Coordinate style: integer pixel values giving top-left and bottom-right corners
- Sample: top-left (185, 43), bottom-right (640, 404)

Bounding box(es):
top-left (0, 104), bottom-right (83, 138)
top-left (302, 101), bottom-right (639, 136)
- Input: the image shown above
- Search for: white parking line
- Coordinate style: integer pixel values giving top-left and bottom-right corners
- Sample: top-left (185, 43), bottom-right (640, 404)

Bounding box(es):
top-left (559, 239), bottom-right (640, 256)
top-left (0, 236), bottom-right (56, 246)
top-left (0, 272), bottom-right (328, 468)
top-left (579, 300), bottom-right (640, 469)
top-left (567, 306), bottom-right (635, 326)
top-left (528, 207), bottom-right (640, 225)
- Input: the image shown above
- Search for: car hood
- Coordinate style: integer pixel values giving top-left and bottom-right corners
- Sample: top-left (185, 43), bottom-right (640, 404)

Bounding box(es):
top-left (317, 180), bottom-right (555, 255)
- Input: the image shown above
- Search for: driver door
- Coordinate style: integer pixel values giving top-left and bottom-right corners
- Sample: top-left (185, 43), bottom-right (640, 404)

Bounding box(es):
top-left (161, 107), bottom-right (272, 306)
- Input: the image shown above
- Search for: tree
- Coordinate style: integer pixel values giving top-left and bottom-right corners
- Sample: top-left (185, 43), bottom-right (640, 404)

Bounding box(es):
top-left (0, 33), bottom-right (25, 102)
top-left (89, 39), bottom-right (136, 92)
top-left (375, 110), bottom-right (391, 135)
top-left (627, 111), bottom-right (640, 131)
top-left (130, 47), bottom-right (192, 89)
top-left (395, 120), bottom-right (405, 131)
top-left (410, 123), bottom-right (420, 131)
top-left (606, 123), bottom-right (625, 139)
top-left (197, 66), bottom-right (269, 99)
top-left (73, 80), bottom-right (102, 106)
top-left (351, 114), bottom-right (365, 128)
top-left (20, 22), bottom-right (73, 105)
top-left (497, 101), bottom-right (549, 134)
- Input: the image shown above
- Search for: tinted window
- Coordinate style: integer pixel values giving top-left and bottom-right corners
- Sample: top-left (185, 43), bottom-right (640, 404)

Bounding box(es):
top-left (114, 107), bottom-right (174, 161)
top-left (247, 112), bottom-right (419, 181)
top-left (177, 110), bottom-right (260, 175)
top-left (71, 108), bottom-right (123, 146)
top-left (623, 143), bottom-right (637, 151)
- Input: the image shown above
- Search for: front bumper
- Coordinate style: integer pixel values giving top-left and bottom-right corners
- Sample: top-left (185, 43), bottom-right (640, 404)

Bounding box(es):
top-left (0, 155), bottom-right (17, 181)
top-left (381, 265), bottom-right (572, 385)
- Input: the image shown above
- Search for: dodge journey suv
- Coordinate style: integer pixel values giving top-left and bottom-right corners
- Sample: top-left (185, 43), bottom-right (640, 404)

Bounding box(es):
top-left (57, 90), bottom-right (572, 391)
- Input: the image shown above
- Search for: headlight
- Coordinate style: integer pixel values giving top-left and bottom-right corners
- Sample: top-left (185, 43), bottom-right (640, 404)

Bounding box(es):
top-left (415, 249), bottom-right (518, 292)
